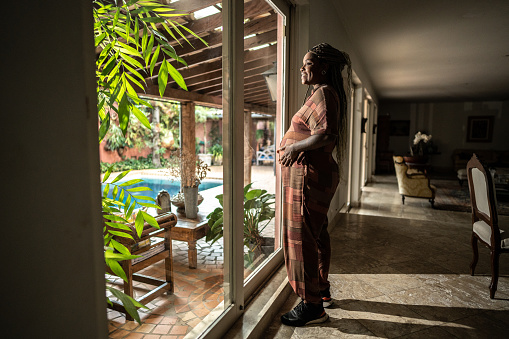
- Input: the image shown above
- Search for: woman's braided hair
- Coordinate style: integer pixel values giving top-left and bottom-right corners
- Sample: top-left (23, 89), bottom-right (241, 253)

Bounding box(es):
top-left (309, 43), bottom-right (352, 180)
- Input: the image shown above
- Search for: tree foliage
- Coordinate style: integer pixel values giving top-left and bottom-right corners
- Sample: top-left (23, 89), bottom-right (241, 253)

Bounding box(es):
top-left (93, 0), bottom-right (206, 141)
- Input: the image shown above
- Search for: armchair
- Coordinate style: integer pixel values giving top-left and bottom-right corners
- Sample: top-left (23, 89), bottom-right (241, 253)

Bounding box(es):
top-left (393, 156), bottom-right (436, 207)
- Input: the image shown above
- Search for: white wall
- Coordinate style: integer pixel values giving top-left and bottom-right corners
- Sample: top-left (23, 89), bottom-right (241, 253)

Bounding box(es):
top-left (381, 100), bottom-right (509, 172)
top-left (2, 1), bottom-right (107, 337)
top-left (305, 0), bottom-right (378, 212)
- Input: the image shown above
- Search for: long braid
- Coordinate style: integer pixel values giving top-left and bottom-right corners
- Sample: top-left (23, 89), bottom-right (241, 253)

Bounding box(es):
top-left (309, 43), bottom-right (352, 181)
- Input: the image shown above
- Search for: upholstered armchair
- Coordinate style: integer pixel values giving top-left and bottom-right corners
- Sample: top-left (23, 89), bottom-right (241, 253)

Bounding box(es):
top-left (393, 156), bottom-right (436, 207)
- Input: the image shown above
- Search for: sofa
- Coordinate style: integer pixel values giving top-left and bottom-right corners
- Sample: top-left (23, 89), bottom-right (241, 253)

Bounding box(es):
top-left (453, 149), bottom-right (509, 172)
top-left (453, 149), bottom-right (509, 185)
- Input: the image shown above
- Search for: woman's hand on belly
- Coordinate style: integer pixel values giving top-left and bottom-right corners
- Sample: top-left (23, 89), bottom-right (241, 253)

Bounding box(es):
top-left (278, 144), bottom-right (299, 167)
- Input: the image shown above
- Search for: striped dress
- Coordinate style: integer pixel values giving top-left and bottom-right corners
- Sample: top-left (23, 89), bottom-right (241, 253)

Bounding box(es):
top-left (280, 84), bottom-right (340, 303)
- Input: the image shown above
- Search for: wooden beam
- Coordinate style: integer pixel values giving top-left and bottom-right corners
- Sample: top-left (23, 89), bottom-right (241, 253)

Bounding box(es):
top-left (203, 74), bottom-right (266, 96)
top-left (170, 51), bottom-right (276, 88)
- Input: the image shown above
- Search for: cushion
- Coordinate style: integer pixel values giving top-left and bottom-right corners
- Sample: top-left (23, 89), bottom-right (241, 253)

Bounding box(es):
top-left (473, 220), bottom-right (509, 249)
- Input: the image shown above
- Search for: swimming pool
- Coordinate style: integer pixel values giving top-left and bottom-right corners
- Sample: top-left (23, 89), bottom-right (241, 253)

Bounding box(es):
top-left (102, 177), bottom-right (223, 203)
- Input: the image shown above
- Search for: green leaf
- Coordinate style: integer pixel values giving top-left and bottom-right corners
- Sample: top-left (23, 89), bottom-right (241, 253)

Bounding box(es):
top-left (149, 45), bottom-right (160, 77)
top-left (102, 168), bottom-right (112, 183)
top-left (134, 211), bottom-right (144, 237)
top-left (109, 230), bottom-right (135, 240)
top-left (118, 93), bottom-right (130, 134)
top-left (95, 32), bottom-right (107, 46)
top-left (126, 186), bottom-right (151, 192)
top-left (105, 258), bottom-right (127, 282)
top-left (136, 202), bottom-right (160, 209)
top-left (245, 189), bottom-right (263, 201)
top-left (145, 33), bottom-right (155, 65)
top-left (119, 179), bottom-right (144, 186)
top-left (166, 61), bottom-right (187, 91)
top-left (110, 239), bottom-right (131, 256)
top-left (131, 104), bottom-right (152, 130)
top-left (141, 211), bottom-right (160, 228)
top-left (119, 51), bottom-right (144, 69)
top-left (118, 41), bottom-right (143, 58)
top-left (106, 286), bottom-right (146, 324)
top-left (98, 114), bottom-right (110, 143)
top-left (125, 72), bottom-right (145, 93)
top-left (103, 183), bottom-right (110, 197)
top-left (112, 8), bottom-right (120, 25)
top-left (103, 214), bottom-right (129, 222)
top-left (158, 60), bottom-right (169, 97)
top-left (111, 170), bottom-right (131, 184)
top-left (105, 222), bottom-right (132, 231)
top-left (140, 16), bottom-right (165, 23)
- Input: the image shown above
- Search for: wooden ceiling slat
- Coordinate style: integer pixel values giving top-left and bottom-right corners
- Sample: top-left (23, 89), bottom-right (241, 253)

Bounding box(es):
top-left (199, 74), bottom-right (266, 96)
top-left (171, 14), bottom-right (277, 59)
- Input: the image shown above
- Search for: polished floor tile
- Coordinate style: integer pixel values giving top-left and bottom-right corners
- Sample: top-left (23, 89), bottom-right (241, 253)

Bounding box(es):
top-left (265, 175), bottom-right (509, 338)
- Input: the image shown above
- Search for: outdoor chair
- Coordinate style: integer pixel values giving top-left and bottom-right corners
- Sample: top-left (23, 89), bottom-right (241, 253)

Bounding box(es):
top-left (256, 145), bottom-right (275, 165)
top-left (467, 154), bottom-right (508, 299)
top-left (393, 155), bottom-right (436, 207)
top-left (106, 212), bottom-right (177, 320)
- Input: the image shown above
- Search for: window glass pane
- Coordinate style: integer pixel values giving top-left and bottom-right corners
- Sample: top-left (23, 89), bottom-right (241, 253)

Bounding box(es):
top-left (102, 0), bottom-right (226, 336)
top-left (242, 1), bottom-right (283, 279)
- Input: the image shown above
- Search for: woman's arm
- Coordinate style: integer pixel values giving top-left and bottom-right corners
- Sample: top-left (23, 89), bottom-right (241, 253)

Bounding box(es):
top-left (278, 134), bottom-right (336, 167)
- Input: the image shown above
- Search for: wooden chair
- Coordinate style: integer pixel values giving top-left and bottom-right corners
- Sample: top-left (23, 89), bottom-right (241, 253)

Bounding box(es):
top-left (107, 212), bottom-right (177, 320)
top-left (467, 154), bottom-right (508, 299)
top-left (393, 156), bottom-right (436, 207)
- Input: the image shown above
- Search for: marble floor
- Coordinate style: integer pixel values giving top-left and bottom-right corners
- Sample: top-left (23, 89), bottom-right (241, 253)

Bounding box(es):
top-left (265, 175), bottom-right (509, 338)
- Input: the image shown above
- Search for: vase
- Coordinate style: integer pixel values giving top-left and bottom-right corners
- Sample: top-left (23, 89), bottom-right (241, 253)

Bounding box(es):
top-left (171, 193), bottom-right (203, 214)
top-left (403, 155), bottom-right (428, 164)
top-left (183, 186), bottom-right (199, 218)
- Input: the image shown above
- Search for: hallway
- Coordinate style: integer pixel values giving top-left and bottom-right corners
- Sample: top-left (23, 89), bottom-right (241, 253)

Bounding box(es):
top-left (265, 175), bottom-right (509, 338)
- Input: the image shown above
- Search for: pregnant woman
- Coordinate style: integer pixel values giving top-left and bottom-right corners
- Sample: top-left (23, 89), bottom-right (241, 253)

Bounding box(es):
top-left (278, 43), bottom-right (351, 327)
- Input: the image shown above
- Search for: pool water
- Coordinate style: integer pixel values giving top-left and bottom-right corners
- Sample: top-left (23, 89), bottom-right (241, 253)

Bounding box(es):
top-left (102, 177), bottom-right (222, 204)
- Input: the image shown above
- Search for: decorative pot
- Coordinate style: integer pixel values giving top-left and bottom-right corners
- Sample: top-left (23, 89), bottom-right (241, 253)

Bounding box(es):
top-left (183, 186), bottom-right (199, 218)
top-left (171, 193), bottom-right (203, 214)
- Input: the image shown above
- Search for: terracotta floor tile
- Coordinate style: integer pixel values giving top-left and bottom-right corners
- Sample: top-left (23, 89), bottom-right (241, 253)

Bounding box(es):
top-left (143, 335), bottom-right (161, 339)
top-left (186, 318), bottom-right (202, 328)
top-left (159, 316), bottom-right (178, 325)
top-left (152, 324), bottom-right (171, 335)
top-left (124, 333), bottom-right (144, 339)
top-left (169, 325), bottom-right (189, 335)
top-left (121, 321), bottom-right (140, 331)
top-left (174, 305), bottom-right (191, 314)
top-left (159, 336), bottom-right (178, 339)
top-left (109, 329), bottom-right (130, 338)
top-left (144, 315), bottom-right (164, 324)
top-left (193, 307), bottom-right (210, 318)
top-left (134, 323), bottom-right (156, 333)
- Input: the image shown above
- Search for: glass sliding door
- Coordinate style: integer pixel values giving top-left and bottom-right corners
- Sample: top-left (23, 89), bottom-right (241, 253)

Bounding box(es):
top-left (242, 0), bottom-right (288, 291)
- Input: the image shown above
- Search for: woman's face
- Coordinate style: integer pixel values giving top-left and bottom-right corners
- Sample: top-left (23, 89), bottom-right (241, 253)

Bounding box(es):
top-left (300, 52), bottom-right (327, 86)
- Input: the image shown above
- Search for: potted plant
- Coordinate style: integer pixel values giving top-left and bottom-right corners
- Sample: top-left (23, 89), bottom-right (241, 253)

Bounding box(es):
top-left (210, 144), bottom-right (223, 166)
top-left (405, 131), bottom-right (432, 163)
top-left (166, 149), bottom-right (210, 218)
top-left (206, 183), bottom-right (275, 261)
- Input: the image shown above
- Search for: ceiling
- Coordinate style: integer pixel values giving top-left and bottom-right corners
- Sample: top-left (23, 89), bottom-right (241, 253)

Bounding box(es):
top-left (133, 0), bottom-right (278, 114)
top-left (333, 0), bottom-right (509, 101)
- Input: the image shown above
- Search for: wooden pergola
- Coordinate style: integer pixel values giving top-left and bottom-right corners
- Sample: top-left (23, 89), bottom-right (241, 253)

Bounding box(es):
top-left (136, 0), bottom-right (279, 184)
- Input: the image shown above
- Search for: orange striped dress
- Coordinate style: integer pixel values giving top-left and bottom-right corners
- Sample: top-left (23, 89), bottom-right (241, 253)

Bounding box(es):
top-left (280, 84), bottom-right (340, 303)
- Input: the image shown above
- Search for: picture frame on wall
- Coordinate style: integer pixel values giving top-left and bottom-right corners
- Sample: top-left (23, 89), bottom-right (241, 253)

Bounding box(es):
top-left (467, 116), bottom-right (494, 142)
top-left (389, 120), bottom-right (410, 136)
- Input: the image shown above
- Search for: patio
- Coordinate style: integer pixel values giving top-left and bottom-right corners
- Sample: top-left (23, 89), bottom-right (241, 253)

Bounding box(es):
top-left (107, 165), bottom-right (275, 338)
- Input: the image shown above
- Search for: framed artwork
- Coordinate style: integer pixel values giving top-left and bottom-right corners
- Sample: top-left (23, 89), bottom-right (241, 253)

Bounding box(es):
top-left (467, 116), bottom-right (494, 142)
top-left (389, 120), bottom-right (410, 136)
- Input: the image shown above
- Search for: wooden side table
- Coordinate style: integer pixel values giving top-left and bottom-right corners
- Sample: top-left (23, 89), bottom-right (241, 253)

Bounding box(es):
top-left (171, 211), bottom-right (210, 269)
